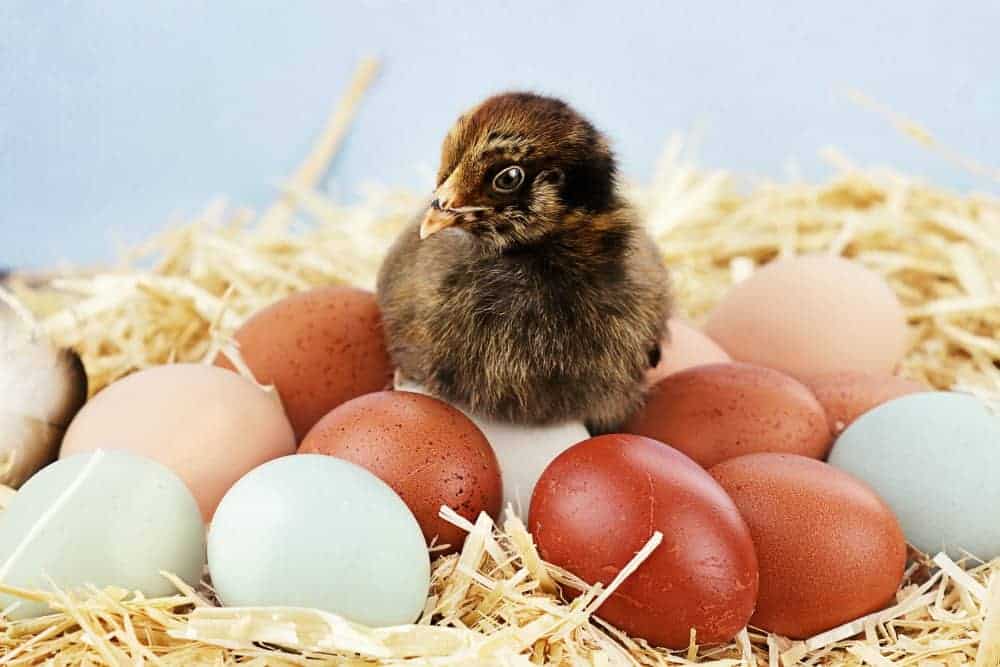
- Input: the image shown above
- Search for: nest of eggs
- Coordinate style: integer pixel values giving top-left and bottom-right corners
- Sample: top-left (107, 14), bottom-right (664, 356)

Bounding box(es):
top-left (2, 62), bottom-right (999, 665)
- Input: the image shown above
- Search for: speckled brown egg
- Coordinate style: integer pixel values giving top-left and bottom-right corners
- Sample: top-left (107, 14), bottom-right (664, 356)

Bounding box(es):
top-left (299, 391), bottom-right (501, 554)
top-left (625, 363), bottom-right (831, 468)
top-left (799, 372), bottom-right (927, 435)
top-left (216, 286), bottom-right (394, 441)
top-left (530, 434), bottom-right (759, 649)
top-left (710, 453), bottom-right (906, 639)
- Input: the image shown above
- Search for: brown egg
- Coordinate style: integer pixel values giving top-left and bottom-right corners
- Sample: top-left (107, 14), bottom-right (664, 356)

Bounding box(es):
top-left (216, 286), bottom-right (394, 441)
top-left (646, 318), bottom-right (731, 386)
top-left (799, 372), bottom-right (927, 435)
top-left (710, 453), bottom-right (906, 638)
top-left (625, 363), bottom-right (831, 468)
top-left (530, 434), bottom-right (759, 649)
top-left (300, 391), bottom-right (501, 554)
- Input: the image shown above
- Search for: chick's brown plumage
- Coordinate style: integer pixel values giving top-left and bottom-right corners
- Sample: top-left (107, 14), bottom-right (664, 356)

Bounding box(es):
top-left (376, 92), bottom-right (670, 432)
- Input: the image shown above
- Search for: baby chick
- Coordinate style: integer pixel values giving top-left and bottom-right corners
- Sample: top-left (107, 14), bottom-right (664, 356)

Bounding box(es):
top-left (376, 92), bottom-right (670, 432)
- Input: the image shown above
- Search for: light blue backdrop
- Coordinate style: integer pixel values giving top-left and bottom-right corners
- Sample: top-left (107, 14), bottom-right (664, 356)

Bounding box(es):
top-left (2, 1), bottom-right (998, 269)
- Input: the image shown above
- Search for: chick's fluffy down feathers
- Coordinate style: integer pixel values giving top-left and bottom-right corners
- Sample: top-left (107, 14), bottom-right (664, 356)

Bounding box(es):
top-left (377, 208), bottom-right (669, 432)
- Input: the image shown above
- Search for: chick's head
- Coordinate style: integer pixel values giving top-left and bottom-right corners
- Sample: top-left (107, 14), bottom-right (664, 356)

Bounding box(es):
top-left (421, 92), bottom-right (618, 249)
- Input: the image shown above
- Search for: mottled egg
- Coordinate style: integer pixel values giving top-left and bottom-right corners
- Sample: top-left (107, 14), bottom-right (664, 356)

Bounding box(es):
top-left (801, 371), bottom-right (926, 434)
top-left (0, 450), bottom-right (205, 619)
top-left (217, 286), bottom-right (394, 441)
top-left (394, 377), bottom-right (588, 513)
top-left (61, 364), bottom-right (296, 520)
top-left (300, 391), bottom-right (502, 553)
top-left (711, 453), bottom-right (906, 638)
top-left (829, 391), bottom-right (1000, 559)
top-left (625, 363), bottom-right (831, 468)
top-left (705, 256), bottom-right (909, 377)
top-left (646, 318), bottom-right (731, 386)
top-left (209, 455), bottom-right (430, 626)
top-left (530, 434), bottom-right (759, 649)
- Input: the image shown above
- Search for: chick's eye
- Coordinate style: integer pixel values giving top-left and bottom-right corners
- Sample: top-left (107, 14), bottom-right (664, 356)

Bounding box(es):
top-left (492, 166), bottom-right (525, 193)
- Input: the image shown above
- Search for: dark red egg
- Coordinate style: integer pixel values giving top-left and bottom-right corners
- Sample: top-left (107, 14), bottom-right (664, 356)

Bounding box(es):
top-left (529, 434), bottom-right (759, 649)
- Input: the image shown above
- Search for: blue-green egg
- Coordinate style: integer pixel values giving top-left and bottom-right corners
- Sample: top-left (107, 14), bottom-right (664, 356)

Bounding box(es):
top-left (829, 391), bottom-right (1000, 559)
top-left (208, 454), bottom-right (431, 627)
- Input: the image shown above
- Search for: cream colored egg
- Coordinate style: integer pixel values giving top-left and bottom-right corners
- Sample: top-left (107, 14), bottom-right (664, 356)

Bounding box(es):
top-left (395, 378), bottom-right (588, 514)
top-left (705, 256), bottom-right (909, 377)
top-left (0, 450), bottom-right (205, 619)
top-left (61, 364), bottom-right (296, 520)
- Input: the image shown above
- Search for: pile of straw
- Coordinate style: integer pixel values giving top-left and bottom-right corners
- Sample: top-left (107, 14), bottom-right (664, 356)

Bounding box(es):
top-left (2, 62), bottom-right (998, 664)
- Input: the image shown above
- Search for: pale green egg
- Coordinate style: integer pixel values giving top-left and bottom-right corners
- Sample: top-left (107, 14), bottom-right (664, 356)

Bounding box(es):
top-left (207, 454), bottom-right (430, 627)
top-left (829, 391), bottom-right (1000, 559)
top-left (0, 450), bottom-right (206, 619)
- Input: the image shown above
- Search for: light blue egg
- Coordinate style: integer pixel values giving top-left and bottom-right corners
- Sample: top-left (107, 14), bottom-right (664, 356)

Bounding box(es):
top-left (829, 391), bottom-right (1000, 559)
top-left (208, 454), bottom-right (430, 627)
top-left (0, 450), bottom-right (206, 619)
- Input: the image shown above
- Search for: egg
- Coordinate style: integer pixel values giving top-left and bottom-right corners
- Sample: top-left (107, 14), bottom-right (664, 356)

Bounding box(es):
top-left (394, 377), bottom-right (588, 513)
top-left (300, 391), bottom-right (502, 553)
top-left (624, 363), bottom-right (831, 468)
top-left (829, 391), bottom-right (1000, 559)
top-left (705, 255), bottom-right (909, 377)
top-left (0, 450), bottom-right (205, 619)
top-left (530, 434), bottom-right (759, 649)
top-left (646, 317), bottom-right (731, 386)
top-left (217, 286), bottom-right (394, 441)
top-left (61, 363), bottom-right (295, 520)
top-left (711, 453), bottom-right (906, 638)
top-left (208, 454), bottom-right (430, 627)
top-left (800, 371), bottom-right (927, 434)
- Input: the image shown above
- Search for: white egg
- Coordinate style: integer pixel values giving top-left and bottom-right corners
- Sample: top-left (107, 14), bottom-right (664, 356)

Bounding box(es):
top-left (208, 455), bottom-right (430, 627)
top-left (830, 391), bottom-right (1000, 559)
top-left (0, 450), bottom-right (206, 619)
top-left (395, 379), bottom-right (589, 515)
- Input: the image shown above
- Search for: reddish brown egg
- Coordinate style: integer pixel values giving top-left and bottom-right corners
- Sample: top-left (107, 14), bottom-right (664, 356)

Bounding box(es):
top-left (529, 434), bottom-right (759, 649)
top-left (799, 372), bottom-right (926, 435)
top-left (300, 391), bottom-right (501, 554)
top-left (216, 286), bottom-right (394, 441)
top-left (624, 363), bottom-right (831, 468)
top-left (710, 453), bottom-right (906, 639)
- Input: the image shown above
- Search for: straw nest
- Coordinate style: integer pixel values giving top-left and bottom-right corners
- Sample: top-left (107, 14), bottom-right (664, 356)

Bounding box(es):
top-left (2, 62), bottom-right (999, 665)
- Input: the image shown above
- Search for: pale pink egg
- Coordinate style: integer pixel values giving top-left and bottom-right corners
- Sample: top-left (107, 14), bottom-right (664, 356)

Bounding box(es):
top-left (646, 318), bottom-right (731, 386)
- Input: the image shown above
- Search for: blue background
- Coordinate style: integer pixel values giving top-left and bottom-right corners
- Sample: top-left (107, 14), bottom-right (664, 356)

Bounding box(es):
top-left (2, 1), bottom-right (998, 269)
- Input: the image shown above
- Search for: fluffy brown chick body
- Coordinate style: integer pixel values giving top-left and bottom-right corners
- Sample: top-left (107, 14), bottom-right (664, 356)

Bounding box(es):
top-left (376, 93), bottom-right (670, 432)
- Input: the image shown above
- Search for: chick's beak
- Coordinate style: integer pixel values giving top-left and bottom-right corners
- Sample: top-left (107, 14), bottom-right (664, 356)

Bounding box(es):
top-left (419, 202), bottom-right (456, 240)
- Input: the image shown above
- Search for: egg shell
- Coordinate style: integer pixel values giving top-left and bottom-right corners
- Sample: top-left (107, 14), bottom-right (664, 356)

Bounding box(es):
top-left (0, 450), bottom-right (206, 619)
top-left (299, 391), bottom-right (502, 554)
top-left (217, 286), bottom-right (394, 441)
top-left (646, 318), bottom-right (731, 386)
top-left (60, 363), bottom-right (296, 520)
top-left (800, 371), bottom-right (927, 434)
top-left (705, 255), bottom-right (909, 377)
top-left (711, 453), bottom-right (907, 638)
top-left (394, 377), bottom-right (589, 513)
top-left (530, 434), bottom-right (759, 649)
top-left (624, 362), bottom-right (831, 468)
top-left (208, 454), bottom-right (430, 627)
top-left (829, 391), bottom-right (1000, 559)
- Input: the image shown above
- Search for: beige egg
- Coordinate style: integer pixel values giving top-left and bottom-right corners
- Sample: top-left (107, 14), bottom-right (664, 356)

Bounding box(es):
top-left (60, 364), bottom-right (295, 520)
top-left (647, 318), bottom-right (731, 386)
top-left (705, 256), bottom-right (910, 377)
